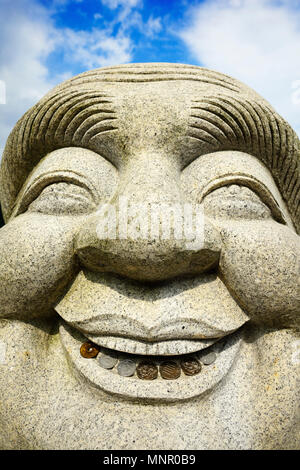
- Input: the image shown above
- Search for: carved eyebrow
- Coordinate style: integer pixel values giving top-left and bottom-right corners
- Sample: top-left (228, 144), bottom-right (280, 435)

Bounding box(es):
top-left (18, 90), bottom-right (118, 168)
top-left (44, 91), bottom-right (117, 145)
top-left (199, 174), bottom-right (287, 225)
top-left (11, 170), bottom-right (99, 219)
top-left (187, 95), bottom-right (287, 170)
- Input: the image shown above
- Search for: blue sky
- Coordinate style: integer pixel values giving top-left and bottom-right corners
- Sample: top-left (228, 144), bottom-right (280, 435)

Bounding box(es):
top-left (1, 0), bottom-right (300, 153)
top-left (42, 0), bottom-right (197, 75)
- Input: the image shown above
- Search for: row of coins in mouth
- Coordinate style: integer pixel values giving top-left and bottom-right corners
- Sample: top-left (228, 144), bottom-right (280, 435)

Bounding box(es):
top-left (79, 341), bottom-right (217, 380)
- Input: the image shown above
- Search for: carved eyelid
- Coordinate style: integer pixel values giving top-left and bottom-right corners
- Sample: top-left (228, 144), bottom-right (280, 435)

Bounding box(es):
top-left (199, 174), bottom-right (287, 224)
top-left (12, 170), bottom-right (99, 217)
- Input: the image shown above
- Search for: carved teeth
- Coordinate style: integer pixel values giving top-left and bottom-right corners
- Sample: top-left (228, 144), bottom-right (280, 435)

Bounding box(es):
top-left (87, 335), bottom-right (218, 356)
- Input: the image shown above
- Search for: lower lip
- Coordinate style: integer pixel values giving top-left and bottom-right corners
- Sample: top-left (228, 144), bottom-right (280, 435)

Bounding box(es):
top-left (59, 320), bottom-right (243, 403)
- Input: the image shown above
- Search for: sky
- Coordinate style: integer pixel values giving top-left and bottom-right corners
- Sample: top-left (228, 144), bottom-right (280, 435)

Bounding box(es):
top-left (1, 0), bottom-right (300, 158)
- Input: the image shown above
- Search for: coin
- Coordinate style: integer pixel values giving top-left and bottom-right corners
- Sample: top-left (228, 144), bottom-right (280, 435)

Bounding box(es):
top-left (136, 361), bottom-right (158, 380)
top-left (160, 361), bottom-right (181, 380)
top-left (98, 354), bottom-right (118, 369)
top-left (117, 359), bottom-right (136, 377)
top-left (181, 357), bottom-right (201, 376)
top-left (80, 342), bottom-right (100, 358)
top-left (200, 352), bottom-right (217, 365)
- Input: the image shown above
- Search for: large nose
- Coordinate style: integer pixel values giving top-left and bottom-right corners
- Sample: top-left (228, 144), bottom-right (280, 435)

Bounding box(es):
top-left (74, 154), bottom-right (222, 281)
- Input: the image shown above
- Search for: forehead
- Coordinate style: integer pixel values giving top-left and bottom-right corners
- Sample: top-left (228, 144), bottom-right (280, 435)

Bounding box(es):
top-left (103, 81), bottom-right (199, 162)
top-left (62, 79), bottom-right (241, 170)
top-left (97, 78), bottom-right (227, 95)
top-left (76, 79), bottom-right (235, 108)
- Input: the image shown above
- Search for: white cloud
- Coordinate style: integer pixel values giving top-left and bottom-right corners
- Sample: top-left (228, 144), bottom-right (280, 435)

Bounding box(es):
top-left (0, 0), bottom-right (165, 158)
top-left (98, 0), bottom-right (161, 38)
top-left (0, 0), bottom-right (59, 154)
top-left (144, 16), bottom-right (162, 37)
top-left (0, 0), bottom-right (135, 156)
top-left (100, 0), bottom-right (143, 26)
top-left (179, 0), bottom-right (300, 136)
top-left (101, 0), bottom-right (142, 10)
top-left (99, 0), bottom-right (147, 34)
top-left (62, 28), bottom-right (132, 69)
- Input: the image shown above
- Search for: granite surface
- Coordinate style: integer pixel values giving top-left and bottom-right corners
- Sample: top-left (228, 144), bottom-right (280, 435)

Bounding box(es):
top-left (0, 63), bottom-right (299, 449)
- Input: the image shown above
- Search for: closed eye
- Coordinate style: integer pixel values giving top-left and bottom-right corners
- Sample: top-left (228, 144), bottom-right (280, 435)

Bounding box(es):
top-left (12, 170), bottom-right (98, 217)
top-left (201, 175), bottom-right (286, 224)
top-left (27, 182), bottom-right (97, 215)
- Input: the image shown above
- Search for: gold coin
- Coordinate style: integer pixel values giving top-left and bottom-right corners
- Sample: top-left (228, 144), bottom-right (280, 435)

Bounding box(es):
top-left (80, 342), bottom-right (100, 358)
top-left (160, 361), bottom-right (181, 380)
top-left (136, 361), bottom-right (158, 380)
top-left (181, 357), bottom-right (202, 376)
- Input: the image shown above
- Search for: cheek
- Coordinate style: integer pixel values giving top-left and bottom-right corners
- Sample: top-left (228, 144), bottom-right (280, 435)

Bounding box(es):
top-left (218, 220), bottom-right (300, 326)
top-left (0, 213), bottom-right (80, 320)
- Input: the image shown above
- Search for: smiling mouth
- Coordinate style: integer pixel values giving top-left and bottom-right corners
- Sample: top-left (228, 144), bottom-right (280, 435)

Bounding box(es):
top-left (59, 321), bottom-right (244, 402)
top-left (56, 270), bottom-right (248, 402)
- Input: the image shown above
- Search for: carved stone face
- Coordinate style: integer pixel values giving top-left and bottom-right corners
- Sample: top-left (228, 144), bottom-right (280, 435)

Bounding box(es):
top-left (0, 65), bottom-right (299, 449)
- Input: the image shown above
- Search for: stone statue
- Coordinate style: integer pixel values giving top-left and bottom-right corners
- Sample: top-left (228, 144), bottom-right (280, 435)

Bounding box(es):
top-left (0, 64), bottom-right (299, 450)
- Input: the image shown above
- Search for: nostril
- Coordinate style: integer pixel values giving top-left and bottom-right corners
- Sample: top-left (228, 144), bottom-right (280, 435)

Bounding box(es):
top-left (189, 248), bottom-right (220, 272)
top-left (75, 246), bottom-right (108, 270)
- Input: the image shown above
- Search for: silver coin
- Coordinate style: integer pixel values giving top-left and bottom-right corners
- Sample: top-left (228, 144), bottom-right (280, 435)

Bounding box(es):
top-left (117, 359), bottom-right (136, 377)
top-left (98, 354), bottom-right (118, 369)
top-left (200, 352), bottom-right (217, 365)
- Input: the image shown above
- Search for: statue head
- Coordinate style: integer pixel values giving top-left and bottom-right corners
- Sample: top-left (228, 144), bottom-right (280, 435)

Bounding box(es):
top-left (0, 64), bottom-right (299, 449)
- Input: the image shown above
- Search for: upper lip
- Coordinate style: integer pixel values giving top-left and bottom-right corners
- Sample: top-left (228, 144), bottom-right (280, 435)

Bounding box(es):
top-left (60, 316), bottom-right (236, 342)
top-left (55, 269), bottom-right (249, 343)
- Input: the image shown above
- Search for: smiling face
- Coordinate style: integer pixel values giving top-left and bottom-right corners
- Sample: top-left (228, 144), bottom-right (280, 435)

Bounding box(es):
top-left (0, 65), bottom-right (299, 449)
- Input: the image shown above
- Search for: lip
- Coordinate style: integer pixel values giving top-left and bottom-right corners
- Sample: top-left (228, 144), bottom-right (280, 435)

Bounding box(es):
top-left (59, 320), bottom-right (244, 402)
top-left (55, 270), bottom-right (249, 348)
